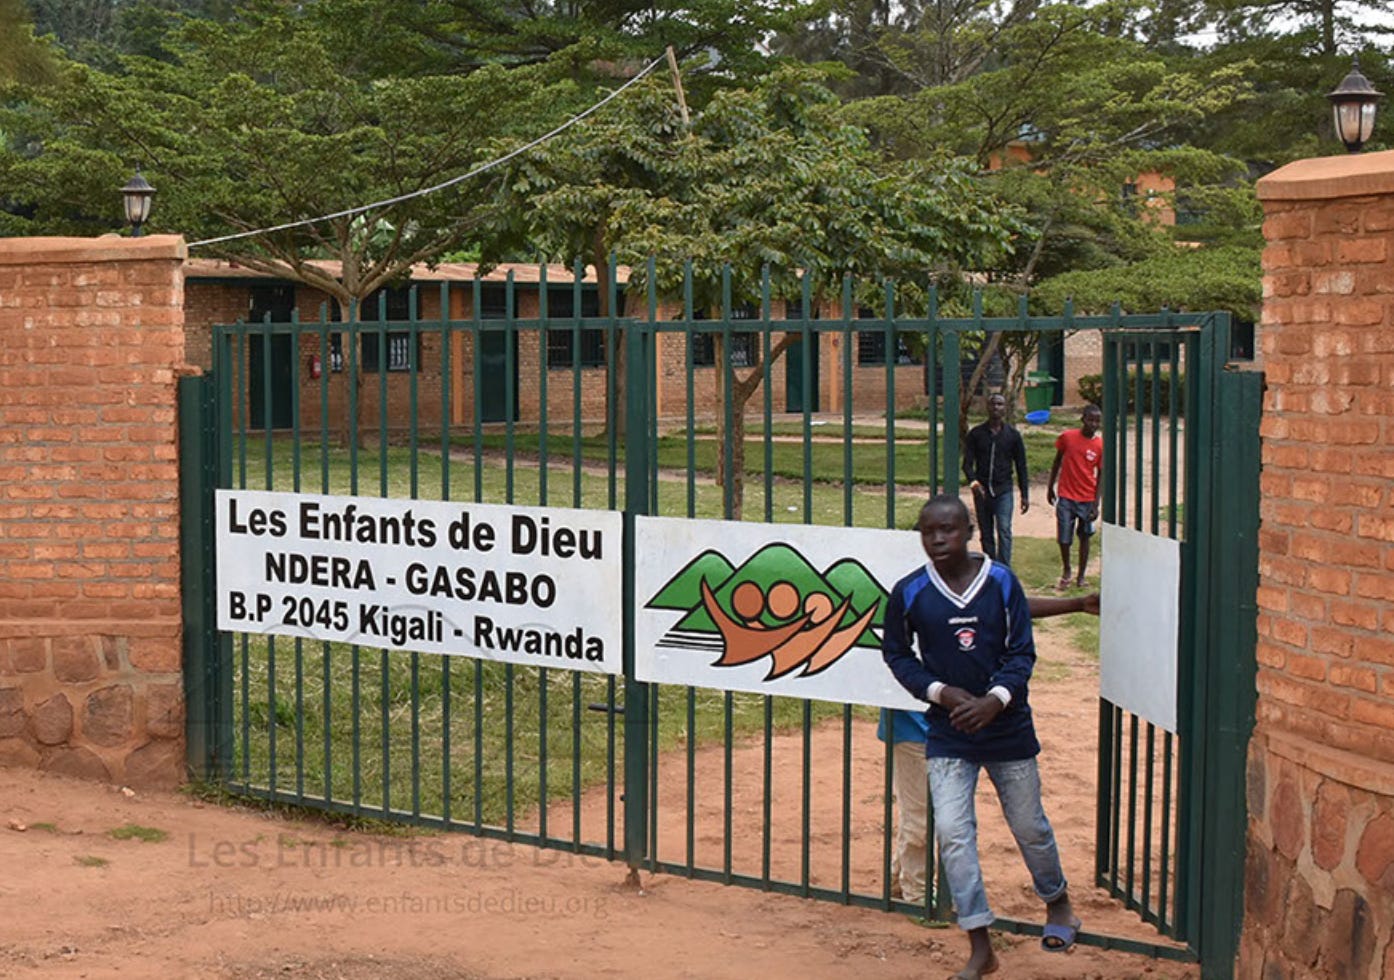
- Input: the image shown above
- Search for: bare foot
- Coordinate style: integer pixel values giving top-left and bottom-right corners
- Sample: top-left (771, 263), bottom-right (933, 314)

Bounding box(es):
top-left (951, 952), bottom-right (998, 979)
top-left (953, 928), bottom-right (999, 978)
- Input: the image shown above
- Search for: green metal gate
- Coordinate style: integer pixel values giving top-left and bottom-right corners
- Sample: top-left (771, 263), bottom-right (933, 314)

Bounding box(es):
top-left (1095, 320), bottom-right (1261, 977)
top-left (180, 266), bottom-right (1259, 976)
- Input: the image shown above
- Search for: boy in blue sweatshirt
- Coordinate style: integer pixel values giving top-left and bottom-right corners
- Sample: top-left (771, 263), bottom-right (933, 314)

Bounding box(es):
top-left (883, 495), bottom-right (1079, 979)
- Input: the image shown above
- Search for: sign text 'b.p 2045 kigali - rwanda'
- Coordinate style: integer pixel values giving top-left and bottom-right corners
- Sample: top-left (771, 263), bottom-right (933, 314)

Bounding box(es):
top-left (215, 490), bottom-right (624, 674)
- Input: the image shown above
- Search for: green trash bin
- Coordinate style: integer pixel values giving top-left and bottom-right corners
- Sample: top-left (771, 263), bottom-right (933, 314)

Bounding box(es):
top-left (1024, 371), bottom-right (1056, 413)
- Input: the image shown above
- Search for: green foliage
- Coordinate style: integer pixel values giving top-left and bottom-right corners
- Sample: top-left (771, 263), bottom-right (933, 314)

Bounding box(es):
top-left (299, 0), bottom-right (802, 94)
top-left (109, 823), bottom-right (169, 842)
top-left (0, 0), bottom-right (59, 85)
top-left (0, 8), bottom-right (587, 303)
top-left (1029, 244), bottom-right (1261, 321)
top-left (487, 64), bottom-right (1024, 312)
top-left (836, 1), bottom-right (1268, 324)
top-left (1077, 368), bottom-right (1186, 415)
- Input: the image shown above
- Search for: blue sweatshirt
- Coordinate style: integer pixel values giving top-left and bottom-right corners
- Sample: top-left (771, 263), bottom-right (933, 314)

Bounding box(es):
top-left (881, 557), bottom-right (1039, 762)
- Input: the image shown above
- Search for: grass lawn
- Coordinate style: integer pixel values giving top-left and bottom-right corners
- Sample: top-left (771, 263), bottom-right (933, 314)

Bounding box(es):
top-left (447, 425), bottom-right (1062, 491)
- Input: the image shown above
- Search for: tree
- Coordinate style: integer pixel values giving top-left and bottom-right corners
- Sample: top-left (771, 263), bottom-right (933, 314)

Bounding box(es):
top-left (303, 0), bottom-right (803, 96)
top-left (1027, 244), bottom-right (1262, 319)
top-left (0, 0), bottom-right (59, 85)
top-left (0, 7), bottom-right (584, 301)
top-left (1202, 0), bottom-right (1392, 58)
top-left (0, 5), bottom-right (590, 447)
top-left (771, 0), bottom-right (1049, 97)
top-left (839, 2), bottom-right (1261, 424)
top-left (487, 66), bottom-right (1023, 515)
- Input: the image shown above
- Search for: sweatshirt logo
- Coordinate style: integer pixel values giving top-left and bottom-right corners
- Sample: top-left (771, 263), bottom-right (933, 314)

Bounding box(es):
top-left (955, 627), bottom-right (977, 651)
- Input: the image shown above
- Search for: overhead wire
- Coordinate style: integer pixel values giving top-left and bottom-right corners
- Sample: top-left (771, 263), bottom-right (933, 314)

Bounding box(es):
top-left (188, 54), bottom-right (666, 249)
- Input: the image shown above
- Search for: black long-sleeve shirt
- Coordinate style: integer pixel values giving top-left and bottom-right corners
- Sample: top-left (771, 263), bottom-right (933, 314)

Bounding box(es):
top-left (962, 422), bottom-right (1029, 500)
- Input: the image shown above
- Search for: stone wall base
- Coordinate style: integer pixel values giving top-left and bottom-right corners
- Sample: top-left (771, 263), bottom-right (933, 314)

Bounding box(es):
top-left (0, 631), bottom-right (184, 788)
top-left (1238, 728), bottom-right (1394, 978)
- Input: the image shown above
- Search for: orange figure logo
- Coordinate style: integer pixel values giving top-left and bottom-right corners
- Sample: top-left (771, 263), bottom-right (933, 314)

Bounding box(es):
top-left (646, 544), bottom-right (888, 681)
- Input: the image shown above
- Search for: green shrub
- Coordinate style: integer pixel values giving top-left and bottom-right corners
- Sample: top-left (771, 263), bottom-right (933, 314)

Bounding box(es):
top-left (1077, 370), bottom-right (1185, 416)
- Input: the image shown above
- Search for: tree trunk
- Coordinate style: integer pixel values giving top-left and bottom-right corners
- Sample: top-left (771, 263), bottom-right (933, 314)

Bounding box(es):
top-left (714, 332), bottom-right (796, 521)
top-left (959, 331), bottom-right (1004, 437)
top-left (590, 229), bottom-right (627, 440)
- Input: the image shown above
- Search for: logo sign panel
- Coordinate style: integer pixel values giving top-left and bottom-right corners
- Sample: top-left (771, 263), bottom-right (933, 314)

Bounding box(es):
top-left (635, 516), bottom-right (925, 710)
top-left (216, 490), bottom-right (623, 675)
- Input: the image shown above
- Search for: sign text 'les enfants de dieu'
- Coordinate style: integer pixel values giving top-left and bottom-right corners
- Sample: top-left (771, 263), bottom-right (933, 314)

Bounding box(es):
top-left (215, 490), bottom-right (623, 675)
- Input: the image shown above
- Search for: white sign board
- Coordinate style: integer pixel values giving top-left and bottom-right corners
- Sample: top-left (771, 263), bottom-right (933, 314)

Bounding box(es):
top-left (1099, 522), bottom-right (1180, 733)
top-left (216, 490), bottom-right (623, 675)
top-left (634, 516), bottom-right (926, 710)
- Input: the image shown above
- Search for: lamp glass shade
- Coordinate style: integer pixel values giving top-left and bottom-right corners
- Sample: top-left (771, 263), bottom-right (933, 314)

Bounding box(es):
top-left (1327, 59), bottom-right (1382, 152)
top-left (120, 172), bottom-right (155, 227)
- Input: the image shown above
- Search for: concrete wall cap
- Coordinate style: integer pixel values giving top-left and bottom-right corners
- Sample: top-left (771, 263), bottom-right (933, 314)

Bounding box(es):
top-left (0, 235), bottom-right (187, 266)
top-left (1257, 149), bottom-right (1394, 202)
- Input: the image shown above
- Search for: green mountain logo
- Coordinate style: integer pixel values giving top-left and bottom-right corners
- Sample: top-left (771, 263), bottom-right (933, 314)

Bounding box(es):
top-left (647, 542), bottom-right (887, 649)
top-left (823, 559), bottom-right (891, 649)
top-left (647, 550), bottom-right (736, 611)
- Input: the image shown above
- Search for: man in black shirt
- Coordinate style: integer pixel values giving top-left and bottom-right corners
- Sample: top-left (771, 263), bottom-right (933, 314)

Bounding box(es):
top-left (962, 393), bottom-right (1030, 566)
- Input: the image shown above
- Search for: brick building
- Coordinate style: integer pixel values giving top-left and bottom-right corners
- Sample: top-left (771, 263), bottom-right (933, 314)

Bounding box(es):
top-left (183, 259), bottom-right (946, 435)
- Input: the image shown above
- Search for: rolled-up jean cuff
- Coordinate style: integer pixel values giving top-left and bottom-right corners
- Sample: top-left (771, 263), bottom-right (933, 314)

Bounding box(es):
top-left (956, 910), bottom-right (996, 932)
top-left (1037, 880), bottom-right (1069, 904)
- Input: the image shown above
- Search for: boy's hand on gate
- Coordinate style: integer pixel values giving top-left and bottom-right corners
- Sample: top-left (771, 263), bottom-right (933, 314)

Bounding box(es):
top-left (949, 696), bottom-right (1004, 734)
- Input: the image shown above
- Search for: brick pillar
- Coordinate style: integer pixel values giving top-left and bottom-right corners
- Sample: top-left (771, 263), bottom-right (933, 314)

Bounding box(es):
top-left (1242, 153), bottom-right (1394, 978)
top-left (0, 236), bottom-right (189, 788)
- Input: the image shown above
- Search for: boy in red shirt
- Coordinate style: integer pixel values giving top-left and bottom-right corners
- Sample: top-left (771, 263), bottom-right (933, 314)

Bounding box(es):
top-left (1046, 404), bottom-right (1103, 589)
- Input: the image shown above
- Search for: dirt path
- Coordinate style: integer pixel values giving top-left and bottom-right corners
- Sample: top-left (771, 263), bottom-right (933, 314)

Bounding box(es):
top-left (0, 616), bottom-right (1196, 980)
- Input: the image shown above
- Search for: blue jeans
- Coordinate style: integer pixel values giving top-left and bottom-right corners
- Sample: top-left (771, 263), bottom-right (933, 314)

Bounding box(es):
top-left (973, 489), bottom-right (1015, 566)
top-left (927, 756), bottom-right (1067, 931)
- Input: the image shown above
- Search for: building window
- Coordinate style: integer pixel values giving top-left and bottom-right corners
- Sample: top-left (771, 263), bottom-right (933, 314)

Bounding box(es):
top-left (249, 284), bottom-right (295, 321)
top-left (691, 332), bottom-right (759, 367)
top-left (689, 304), bottom-right (758, 367)
top-left (359, 286), bottom-right (412, 322)
top-left (331, 286), bottom-right (419, 373)
top-left (548, 330), bottom-right (608, 368)
top-left (545, 285), bottom-right (608, 369)
top-left (360, 331), bottom-right (418, 372)
top-left (856, 309), bottom-right (922, 365)
top-left (477, 282), bottom-right (509, 319)
top-left (1121, 181), bottom-right (1139, 217)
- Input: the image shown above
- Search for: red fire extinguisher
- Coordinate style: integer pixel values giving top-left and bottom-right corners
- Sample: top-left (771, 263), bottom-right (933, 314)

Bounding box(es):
top-left (307, 353), bottom-right (322, 379)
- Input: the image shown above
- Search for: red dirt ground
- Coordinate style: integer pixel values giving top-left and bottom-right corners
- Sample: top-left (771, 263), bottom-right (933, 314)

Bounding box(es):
top-left (0, 610), bottom-right (1200, 980)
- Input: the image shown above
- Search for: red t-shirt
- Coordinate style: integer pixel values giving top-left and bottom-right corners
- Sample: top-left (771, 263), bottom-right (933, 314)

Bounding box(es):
top-left (1054, 429), bottom-right (1103, 503)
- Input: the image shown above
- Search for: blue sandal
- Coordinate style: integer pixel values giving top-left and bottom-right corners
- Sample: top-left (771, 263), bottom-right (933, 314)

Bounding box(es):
top-left (1041, 916), bottom-right (1081, 952)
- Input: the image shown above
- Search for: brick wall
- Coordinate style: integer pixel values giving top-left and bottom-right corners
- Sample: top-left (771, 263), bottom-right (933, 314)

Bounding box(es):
top-left (0, 235), bottom-right (189, 788)
top-left (1241, 151), bottom-right (1394, 978)
top-left (1063, 328), bottom-right (1103, 404)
